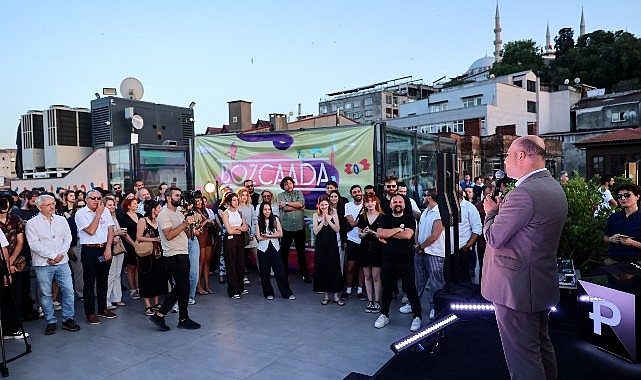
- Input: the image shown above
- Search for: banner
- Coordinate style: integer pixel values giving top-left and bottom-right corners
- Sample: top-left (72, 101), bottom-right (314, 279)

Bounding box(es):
top-left (194, 125), bottom-right (375, 211)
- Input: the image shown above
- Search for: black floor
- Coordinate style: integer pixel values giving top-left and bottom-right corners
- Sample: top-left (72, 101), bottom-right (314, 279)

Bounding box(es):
top-left (347, 313), bottom-right (641, 380)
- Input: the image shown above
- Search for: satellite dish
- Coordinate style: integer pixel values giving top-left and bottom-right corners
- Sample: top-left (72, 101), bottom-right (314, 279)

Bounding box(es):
top-left (120, 77), bottom-right (144, 100)
top-left (574, 77), bottom-right (581, 84)
top-left (288, 111), bottom-right (294, 116)
top-left (131, 114), bottom-right (144, 130)
top-left (563, 79), bottom-right (570, 85)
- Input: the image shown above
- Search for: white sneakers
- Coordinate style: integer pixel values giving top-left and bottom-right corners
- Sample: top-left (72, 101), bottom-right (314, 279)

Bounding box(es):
top-left (266, 295), bottom-right (274, 300)
top-left (399, 304), bottom-right (412, 314)
top-left (288, 295), bottom-right (296, 300)
top-left (410, 317), bottom-right (422, 332)
top-left (374, 314), bottom-right (390, 328)
top-left (429, 309), bottom-right (435, 320)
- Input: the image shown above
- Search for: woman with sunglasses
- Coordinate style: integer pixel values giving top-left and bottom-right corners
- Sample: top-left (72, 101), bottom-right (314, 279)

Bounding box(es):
top-left (603, 184), bottom-right (641, 264)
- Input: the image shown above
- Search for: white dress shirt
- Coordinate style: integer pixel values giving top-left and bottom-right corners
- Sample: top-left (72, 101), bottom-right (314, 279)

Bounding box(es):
top-left (418, 205), bottom-right (445, 257)
top-left (450, 199), bottom-right (483, 252)
top-left (26, 213), bottom-right (72, 266)
top-left (75, 206), bottom-right (115, 245)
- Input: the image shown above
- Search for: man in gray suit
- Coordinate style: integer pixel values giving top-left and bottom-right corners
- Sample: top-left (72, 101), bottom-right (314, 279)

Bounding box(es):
top-left (482, 136), bottom-right (567, 380)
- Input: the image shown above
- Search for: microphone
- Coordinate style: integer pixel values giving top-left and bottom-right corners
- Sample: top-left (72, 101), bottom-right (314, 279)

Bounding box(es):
top-left (492, 169), bottom-right (506, 202)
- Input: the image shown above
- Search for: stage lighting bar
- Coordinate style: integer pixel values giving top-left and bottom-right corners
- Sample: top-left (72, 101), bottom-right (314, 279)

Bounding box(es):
top-left (579, 295), bottom-right (603, 303)
top-left (390, 314), bottom-right (459, 354)
top-left (450, 303), bottom-right (495, 311)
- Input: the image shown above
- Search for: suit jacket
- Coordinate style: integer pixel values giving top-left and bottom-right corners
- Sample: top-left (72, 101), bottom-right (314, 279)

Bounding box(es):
top-left (481, 170), bottom-right (567, 312)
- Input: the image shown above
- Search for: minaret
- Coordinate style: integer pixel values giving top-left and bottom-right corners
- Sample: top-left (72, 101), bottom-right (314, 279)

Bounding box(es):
top-left (580, 8), bottom-right (586, 37)
top-left (494, 2), bottom-right (502, 63)
top-left (546, 22), bottom-right (552, 52)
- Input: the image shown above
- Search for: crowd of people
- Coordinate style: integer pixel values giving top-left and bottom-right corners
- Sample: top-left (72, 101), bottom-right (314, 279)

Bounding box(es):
top-left (2, 137), bottom-right (639, 380)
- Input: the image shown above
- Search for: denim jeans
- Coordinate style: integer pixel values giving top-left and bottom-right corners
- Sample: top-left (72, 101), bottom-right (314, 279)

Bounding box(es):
top-left (188, 237), bottom-right (200, 300)
top-left (34, 264), bottom-right (75, 324)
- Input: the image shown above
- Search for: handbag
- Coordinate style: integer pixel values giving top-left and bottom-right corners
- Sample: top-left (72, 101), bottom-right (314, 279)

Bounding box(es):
top-left (135, 240), bottom-right (154, 257)
top-left (12, 255), bottom-right (26, 272)
top-left (241, 231), bottom-right (250, 246)
top-left (112, 239), bottom-right (126, 255)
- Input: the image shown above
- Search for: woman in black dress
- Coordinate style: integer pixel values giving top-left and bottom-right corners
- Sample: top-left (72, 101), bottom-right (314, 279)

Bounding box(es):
top-left (312, 195), bottom-right (344, 306)
top-left (357, 193), bottom-right (384, 313)
top-left (136, 199), bottom-right (168, 316)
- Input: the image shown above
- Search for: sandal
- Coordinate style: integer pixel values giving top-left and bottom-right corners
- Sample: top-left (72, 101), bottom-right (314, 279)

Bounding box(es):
top-left (152, 304), bottom-right (161, 311)
top-left (144, 307), bottom-right (155, 316)
top-left (321, 298), bottom-right (330, 305)
top-left (333, 299), bottom-right (345, 306)
top-left (205, 288), bottom-right (214, 294)
top-left (196, 289), bottom-right (207, 295)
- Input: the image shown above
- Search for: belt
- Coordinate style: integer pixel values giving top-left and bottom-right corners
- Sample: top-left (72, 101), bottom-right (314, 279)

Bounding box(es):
top-left (83, 243), bottom-right (107, 248)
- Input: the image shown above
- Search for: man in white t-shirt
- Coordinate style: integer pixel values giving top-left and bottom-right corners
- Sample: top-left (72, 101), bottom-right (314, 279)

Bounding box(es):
top-left (595, 174), bottom-right (617, 216)
top-left (342, 185), bottom-right (365, 300)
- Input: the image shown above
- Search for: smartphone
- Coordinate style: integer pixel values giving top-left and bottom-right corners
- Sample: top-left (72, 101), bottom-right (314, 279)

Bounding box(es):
top-left (98, 255), bottom-right (106, 262)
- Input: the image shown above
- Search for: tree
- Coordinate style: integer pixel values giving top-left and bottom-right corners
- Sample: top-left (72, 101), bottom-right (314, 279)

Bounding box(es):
top-left (554, 27), bottom-right (575, 56)
top-left (490, 40), bottom-right (544, 77)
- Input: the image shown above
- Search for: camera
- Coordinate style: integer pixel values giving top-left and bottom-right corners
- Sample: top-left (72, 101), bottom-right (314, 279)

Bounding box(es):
top-left (180, 190), bottom-right (202, 215)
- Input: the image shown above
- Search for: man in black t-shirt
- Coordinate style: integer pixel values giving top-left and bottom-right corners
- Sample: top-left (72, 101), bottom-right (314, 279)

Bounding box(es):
top-left (374, 195), bottom-right (423, 332)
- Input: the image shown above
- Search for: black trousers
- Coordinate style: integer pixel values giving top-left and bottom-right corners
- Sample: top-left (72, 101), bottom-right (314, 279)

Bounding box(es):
top-left (81, 245), bottom-right (111, 316)
top-left (159, 254), bottom-right (190, 320)
top-left (280, 228), bottom-right (308, 277)
top-left (223, 235), bottom-right (246, 297)
top-left (258, 242), bottom-right (293, 298)
top-left (380, 257), bottom-right (422, 319)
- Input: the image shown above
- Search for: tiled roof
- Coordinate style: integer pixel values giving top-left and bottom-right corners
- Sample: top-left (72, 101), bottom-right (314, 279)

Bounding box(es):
top-left (575, 127), bottom-right (641, 145)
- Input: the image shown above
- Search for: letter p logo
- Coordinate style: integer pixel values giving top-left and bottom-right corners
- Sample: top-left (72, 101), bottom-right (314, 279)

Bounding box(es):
top-left (589, 300), bottom-right (621, 335)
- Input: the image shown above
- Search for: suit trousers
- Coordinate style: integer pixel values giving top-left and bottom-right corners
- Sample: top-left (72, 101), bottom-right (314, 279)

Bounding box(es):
top-left (494, 303), bottom-right (557, 380)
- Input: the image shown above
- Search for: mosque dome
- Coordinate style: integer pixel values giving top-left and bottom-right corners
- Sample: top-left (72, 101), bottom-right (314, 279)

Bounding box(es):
top-left (468, 56), bottom-right (495, 73)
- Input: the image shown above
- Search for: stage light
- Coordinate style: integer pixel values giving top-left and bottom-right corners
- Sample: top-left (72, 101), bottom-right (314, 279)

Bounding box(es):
top-left (450, 303), bottom-right (495, 312)
top-left (204, 182), bottom-right (216, 194)
top-left (579, 295), bottom-right (603, 303)
top-left (390, 314), bottom-right (459, 354)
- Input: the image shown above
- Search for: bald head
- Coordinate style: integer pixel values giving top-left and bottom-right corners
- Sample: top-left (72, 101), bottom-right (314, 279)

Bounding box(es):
top-left (505, 135), bottom-right (547, 179)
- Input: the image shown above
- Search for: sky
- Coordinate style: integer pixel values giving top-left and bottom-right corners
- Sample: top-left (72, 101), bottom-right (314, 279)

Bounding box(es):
top-left (1, 0), bottom-right (640, 148)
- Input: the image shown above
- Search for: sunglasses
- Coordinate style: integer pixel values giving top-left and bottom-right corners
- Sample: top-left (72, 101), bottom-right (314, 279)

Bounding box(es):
top-left (75, 205), bottom-right (86, 209)
top-left (114, 187), bottom-right (121, 190)
top-left (386, 184), bottom-right (397, 188)
top-left (89, 196), bottom-right (102, 200)
top-left (246, 185), bottom-right (254, 188)
top-left (616, 193), bottom-right (633, 199)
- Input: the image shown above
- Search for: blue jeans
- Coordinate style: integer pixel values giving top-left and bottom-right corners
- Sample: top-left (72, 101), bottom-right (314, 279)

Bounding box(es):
top-left (34, 264), bottom-right (75, 324)
top-left (188, 238), bottom-right (200, 300)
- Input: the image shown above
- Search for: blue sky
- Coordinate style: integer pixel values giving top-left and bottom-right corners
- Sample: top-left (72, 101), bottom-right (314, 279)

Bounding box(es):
top-left (1, 0), bottom-right (640, 148)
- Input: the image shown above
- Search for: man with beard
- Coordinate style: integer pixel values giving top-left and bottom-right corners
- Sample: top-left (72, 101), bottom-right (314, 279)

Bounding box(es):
top-left (380, 176), bottom-right (412, 216)
top-left (374, 195), bottom-right (422, 332)
top-left (150, 187), bottom-right (200, 331)
top-left (10, 189), bottom-right (41, 322)
top-left (0, 191), bottom-right (29, 339)
top-left (244, 179), bottom-right (260, 208)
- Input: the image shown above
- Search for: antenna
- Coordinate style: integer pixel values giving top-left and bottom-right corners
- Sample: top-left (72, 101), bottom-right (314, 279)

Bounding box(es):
top-left (131, 114), bottom-right (144, 130)
top-left (120, 77), bottom-right (144, 100)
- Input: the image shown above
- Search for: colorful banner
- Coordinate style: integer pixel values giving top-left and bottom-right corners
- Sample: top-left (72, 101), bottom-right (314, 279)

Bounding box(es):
top-left (194, 125), bottom-right (375, 211)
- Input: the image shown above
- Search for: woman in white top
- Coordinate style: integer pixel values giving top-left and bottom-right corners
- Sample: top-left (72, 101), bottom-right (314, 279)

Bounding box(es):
top-left (104, 195), bottom-right (130, 309)
top-left (256, 201), bottom-right (295, 300)
top-left (221, 193), bottom-right (249, 299)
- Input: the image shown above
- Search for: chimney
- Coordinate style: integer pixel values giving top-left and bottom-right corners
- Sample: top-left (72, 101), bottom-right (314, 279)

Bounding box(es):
top-left (228, 100), bottom-right (252, 132)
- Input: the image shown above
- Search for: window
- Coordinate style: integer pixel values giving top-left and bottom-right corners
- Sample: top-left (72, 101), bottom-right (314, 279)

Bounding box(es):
top-left (232, 116), bottom-right (238, 122)
top-left (611, 112), bottom-right (627, 123)
top-left (463, 96), bottom-right (482, 108)
top-left (514, 80), bottom-right (522, 88)
top-left (611, 154), bottom-right (626, 175)
top-left (393, 96), bottom-right (398, 106)
top-left (527, 101), bottom-right (537, 113)
top-left (320, 105), bottom-right (328, 113)
top-left (592, 156), bottom-right (604, 175)
top-left (385, 95), bottom-right (392, 105)
top-left (430, 101), bottom-right (448, 113)
top-left (364, 97), bottom-right (373, 106)
top-left (344, 102), bottom-right (352, 109)
top-left (452, 120), bottom-right (464, 134)
top-left (330, 104), bottom-right (338, 112)
top-left (364, 110), bottom-right (373, 117)
top-left (527, 80), bottom-right (536, 92)
top-left (353, 111), bottom-right (361, 119)
top-left (353, 100), bottom-right (361, 108)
